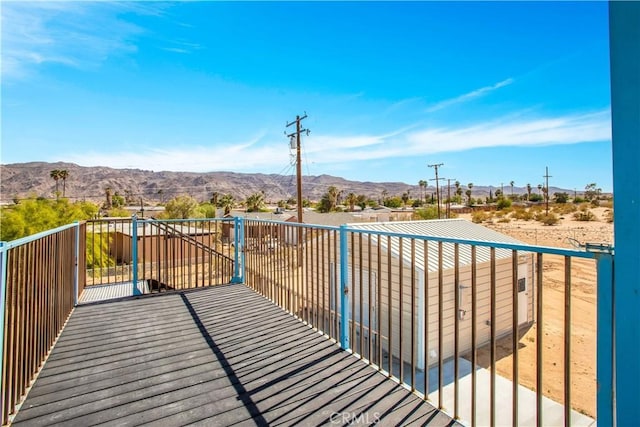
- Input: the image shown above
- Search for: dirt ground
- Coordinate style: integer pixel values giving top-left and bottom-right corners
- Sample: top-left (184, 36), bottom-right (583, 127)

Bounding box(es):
top-left (458, 206), bottom-right (613, 418)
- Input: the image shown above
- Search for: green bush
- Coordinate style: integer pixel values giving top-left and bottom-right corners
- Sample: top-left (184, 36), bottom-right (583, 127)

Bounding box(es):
top-left (0, 198), bottom-right (99, 241)
top-left (413, 206), bottom-right (439, 220)
top-left (496, 198), bottom-right (512, 210)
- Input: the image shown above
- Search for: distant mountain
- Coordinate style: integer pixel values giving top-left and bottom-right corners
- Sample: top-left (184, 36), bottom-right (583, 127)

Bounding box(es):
top-left (0, 162), bottom-right (574, 205)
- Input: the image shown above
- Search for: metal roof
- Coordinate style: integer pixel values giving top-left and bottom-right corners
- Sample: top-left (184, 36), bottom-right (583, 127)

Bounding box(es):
top-left (346, 219), bottom-right (528, 272)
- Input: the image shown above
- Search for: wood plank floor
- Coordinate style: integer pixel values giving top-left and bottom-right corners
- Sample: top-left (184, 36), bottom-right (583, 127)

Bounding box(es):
top-left (12, 284), bottom-right (456, 426)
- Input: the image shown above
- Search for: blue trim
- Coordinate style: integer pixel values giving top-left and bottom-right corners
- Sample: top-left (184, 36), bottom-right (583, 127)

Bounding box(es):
top-left (0, 241), bottom-right (7, 393)
top-left (131, 215), bottom-right (138, 294)
top-left (342, 226), bottom-right (598, 259)
top-left (610, 1), bottom-right (640, 424)
top-left (339, 225), bottom-right (350, 349)
top-left (2, 223), bottom-right (77, 249)
top-left (595, 252), bottom-right (614, 427)
top-left (230, 216), bottom-right (244, 284)
top-left (74, 221), bottom-right (80, 306)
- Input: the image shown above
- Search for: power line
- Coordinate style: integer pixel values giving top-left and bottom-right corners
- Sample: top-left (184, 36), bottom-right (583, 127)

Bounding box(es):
top-left (543, 166), bottom-right (552, 215)
top-left (286, 113), bottom-right (309, 223)
top-left (428, 163), bottom-right (444, 219)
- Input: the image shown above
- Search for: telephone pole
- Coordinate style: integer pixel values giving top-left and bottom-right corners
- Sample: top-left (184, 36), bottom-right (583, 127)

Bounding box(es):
top-left (543, 166), bottom-right (552, 215)
top-left (286, 113), bottom-right (309, 224)
top-left (446, 178), bottom-right (456, 218)
top-left (428, 163), bottom-right (444, 219)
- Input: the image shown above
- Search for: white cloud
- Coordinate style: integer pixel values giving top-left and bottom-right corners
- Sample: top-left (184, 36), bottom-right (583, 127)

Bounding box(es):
top-left (63, 109), bottom-right (610, 173)
top-left (0, 2), bottom-right (166, 79)
top-left (66, 136), bottom-right (289, 173)
top-left (305, 109), bottom-right (611, 165)
top-left (425, 78), bottom-right (515, 112)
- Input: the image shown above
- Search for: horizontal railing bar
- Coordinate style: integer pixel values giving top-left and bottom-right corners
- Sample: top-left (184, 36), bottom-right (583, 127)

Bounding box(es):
top-left (342, 226), bottom-right (599, 259)
top-left (243, 218), bottom-right (339, 230)
top-left (1, 223), bottom-right (78, 250)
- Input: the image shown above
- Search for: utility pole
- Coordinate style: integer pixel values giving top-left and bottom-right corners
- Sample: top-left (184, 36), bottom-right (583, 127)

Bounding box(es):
top-left (286, 114), bottom-right (309, 266)
top-left (543, 166), bottom-right (552, 215)
top-left (446, 178), bottom-right (456, 219)
top-left (428, 163), bottom-right (444, 219)
top-left (286, 113), bottom-right (309, 224)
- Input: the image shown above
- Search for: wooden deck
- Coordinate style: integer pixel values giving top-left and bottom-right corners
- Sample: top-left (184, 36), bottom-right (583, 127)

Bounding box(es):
top-left (12, 284), bottom-right (456, 426)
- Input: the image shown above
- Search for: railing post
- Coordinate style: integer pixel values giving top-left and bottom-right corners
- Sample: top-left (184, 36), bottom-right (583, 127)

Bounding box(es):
top-left (594, 249), bottom-right (615, 427)
top-left (339, 225), bottom-right (350, 349)
top-left (230, 217), bottom-right (244, 284)
top-left (610, 1), bottom-right (640, 424)
top-left (74, 221), bottom-right (80, 306)
top-left (0, 241), bottom-right (7, 407)
top-left (132, 215), bottom-right (138, 293)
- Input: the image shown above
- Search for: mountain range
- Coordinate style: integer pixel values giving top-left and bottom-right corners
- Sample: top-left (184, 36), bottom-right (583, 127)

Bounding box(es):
top-left (0, 162), bottom-right (572, 205)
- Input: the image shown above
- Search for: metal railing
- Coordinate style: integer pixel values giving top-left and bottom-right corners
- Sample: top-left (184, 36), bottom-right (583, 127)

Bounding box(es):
top-left (0, 216), bottom-right (615, 426)
top-left (84, 217), bottom-right (235, 292)
top-left (0, 223), bottom-right (82, 425)
top-left (242, 218), bottom-right (614, 427)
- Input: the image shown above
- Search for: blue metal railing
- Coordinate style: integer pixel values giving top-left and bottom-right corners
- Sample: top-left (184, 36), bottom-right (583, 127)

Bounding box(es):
top-left (1, 222), bottom-right (81, 425)
top-left (0, 216), bottom-right (617, 426)
top-left (241, 218), bottom-right (614, 427)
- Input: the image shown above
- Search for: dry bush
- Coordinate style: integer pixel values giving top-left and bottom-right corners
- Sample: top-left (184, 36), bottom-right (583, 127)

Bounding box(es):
top-left (511, 207), bottom-right (534, 221)
top-left (574, 209), bottom-right (597, 221)
top-left (536, 212), bottom-right (559, 226)
top-left (471, 211), bottom-right (489, 223)
top-left (498, 217), bottom-right (511, 223)
top-left (605, 209), bottom-right (613, 223)
top-left (552, 203), bottom-right (577, 215)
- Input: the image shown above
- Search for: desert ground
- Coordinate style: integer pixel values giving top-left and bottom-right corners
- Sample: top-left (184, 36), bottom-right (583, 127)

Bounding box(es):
top-left (458, 206), bottom-right (613, 418)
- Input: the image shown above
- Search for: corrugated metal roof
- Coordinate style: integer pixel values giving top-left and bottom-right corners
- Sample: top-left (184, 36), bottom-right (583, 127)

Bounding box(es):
top-left (346, 219), bottom-right (527, 272)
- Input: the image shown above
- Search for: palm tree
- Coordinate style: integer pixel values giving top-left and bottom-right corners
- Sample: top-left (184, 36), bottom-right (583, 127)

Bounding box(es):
top-left (526, 183), bottom-right (532, 201)
top-left (345, 192), bottom-right (358, 212)
top-left (537, 184), bottom-right (543, 195)
top-left (401, 191), bottom-right (410, 208)
top-left (50, 170), bottom-right (61, 198)
top-left (455, 181), bottom-right (462, 204)
top-left (211, 192), bottom-right (220, 206)
top-left (58, 170), bottom-right (69, 197)
top-left (104, 187), bottom-right (113, 209)
top-left (381, 189), bottom-right (388, 206)
top-left (327, 186), bottom-right (341, 211)
top-left (466, 183), bottom-right (473, 206)
top-left (245, 192), bottom-right (265, 212)
top-left (418, 180), bottom-right (427, 203)
top-left (220, 194), bottom-right (235, 215)
top-left (510, 180), bottom-right (515, 197)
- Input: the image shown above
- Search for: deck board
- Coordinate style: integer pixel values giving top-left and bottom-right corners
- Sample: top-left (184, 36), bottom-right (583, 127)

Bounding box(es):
top-left (12, 284), bottom-right (456, 426)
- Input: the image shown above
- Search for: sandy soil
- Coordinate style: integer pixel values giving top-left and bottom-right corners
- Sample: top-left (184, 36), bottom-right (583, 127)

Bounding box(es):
top-left (458, 206), bottom-right (613, 418)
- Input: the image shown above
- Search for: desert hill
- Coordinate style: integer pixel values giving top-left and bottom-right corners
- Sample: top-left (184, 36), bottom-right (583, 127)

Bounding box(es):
top-left (1, 162), bottom-right (572, 205)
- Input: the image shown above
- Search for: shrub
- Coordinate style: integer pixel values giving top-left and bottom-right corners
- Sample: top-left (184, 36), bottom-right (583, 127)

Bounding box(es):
top-left (536, 212), bottom-right (559, 226)
top-left (496, 198), bottom-right (512, 210)
top-left (413, 206), bottom-right (439, 220)
top-left (605, 209), bottom-right (613, 223)
top-left (471, 211), bottom-right (489, 223)
top-left (511, 207), bottom-right (534, 221)
top-left (553, 203), bottom-right (577, 215)
top-left (573, 209), bottom-right (597, 221)
top-left (497, 217), bottom-right (511, 223)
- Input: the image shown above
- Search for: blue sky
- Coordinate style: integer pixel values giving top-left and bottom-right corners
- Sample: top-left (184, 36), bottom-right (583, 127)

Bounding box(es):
top-left (1, 1), bottom-right (612, 192)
